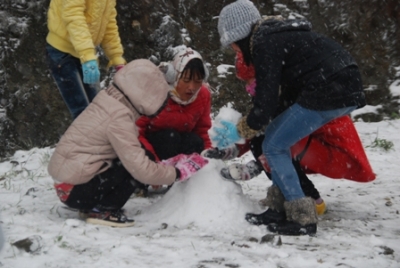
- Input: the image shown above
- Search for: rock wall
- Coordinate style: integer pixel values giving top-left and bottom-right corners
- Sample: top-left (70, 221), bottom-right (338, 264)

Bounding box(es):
top-left (0, 0), bottom-right (399, 157)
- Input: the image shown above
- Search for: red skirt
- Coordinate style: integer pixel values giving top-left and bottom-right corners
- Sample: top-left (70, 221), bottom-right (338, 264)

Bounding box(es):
top-left (242, 116), bottom-right (376, 182)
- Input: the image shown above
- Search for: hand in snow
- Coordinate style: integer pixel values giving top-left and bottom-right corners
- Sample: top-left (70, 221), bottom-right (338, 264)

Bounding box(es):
top-left (220, 160), bottom-right (262, 181)
top-left (161, 153), bottom-right (209, 182)
top-left (201, 146), bottom-right (239, 161)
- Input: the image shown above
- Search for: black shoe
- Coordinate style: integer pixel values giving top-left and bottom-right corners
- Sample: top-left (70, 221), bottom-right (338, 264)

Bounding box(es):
top-left (245, 209), bottom-right (286, 226)
top-left (267, 221), bottom-right (317, 236)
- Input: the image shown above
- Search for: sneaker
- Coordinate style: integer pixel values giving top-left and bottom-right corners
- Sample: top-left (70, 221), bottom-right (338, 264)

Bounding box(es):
top-left (245, 209), bottom-right (286, 226)
top-left (60, 206), bottom-right (92, 221)
top-left (78, 210), bottom-right (89, 219)
top-left (220, 160), bottom-right (262, 180)
top-left (85, 209), bottom-right (135, 227)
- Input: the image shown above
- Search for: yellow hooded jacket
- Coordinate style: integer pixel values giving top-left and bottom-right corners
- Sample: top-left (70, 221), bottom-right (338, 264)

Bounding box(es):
top-left (46, 0), bottom-right (126, 67)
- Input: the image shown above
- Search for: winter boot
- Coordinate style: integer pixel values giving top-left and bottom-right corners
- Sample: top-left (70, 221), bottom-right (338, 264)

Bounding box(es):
top-left (260, 194), bottom-right (327, 216)
top-left (268, 197), bottom-right (318, 236)
top-left (220, 160), bottom-right (262, 180)
top-left (246, 185), bottom-right (286, 225)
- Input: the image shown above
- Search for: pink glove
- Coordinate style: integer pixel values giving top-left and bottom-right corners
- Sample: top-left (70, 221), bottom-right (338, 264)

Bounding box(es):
top-left (161, 153), bottom-right (188, 167)
top-left (115, 65), bottom-right (125, 72)
top-left (174, 153), bottom-right (209, 182)
top-left (161, 153), bottom-right (209, 181)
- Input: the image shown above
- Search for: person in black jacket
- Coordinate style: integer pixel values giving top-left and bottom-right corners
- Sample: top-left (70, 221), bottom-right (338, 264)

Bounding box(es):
top-left (216, 0), bottom-right (367, 236)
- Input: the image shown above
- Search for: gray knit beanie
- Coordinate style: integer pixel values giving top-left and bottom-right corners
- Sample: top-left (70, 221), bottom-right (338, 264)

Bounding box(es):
top-left (218, 0), bottom-right (261, 47)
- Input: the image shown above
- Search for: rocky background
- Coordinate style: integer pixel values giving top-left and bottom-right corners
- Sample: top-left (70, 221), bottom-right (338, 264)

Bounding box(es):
top-left (0, 0), bottom-right (399, 158)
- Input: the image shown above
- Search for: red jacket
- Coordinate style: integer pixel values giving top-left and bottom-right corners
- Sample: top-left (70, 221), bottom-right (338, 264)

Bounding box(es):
top-left (136, 84), bottom-right (212, 161)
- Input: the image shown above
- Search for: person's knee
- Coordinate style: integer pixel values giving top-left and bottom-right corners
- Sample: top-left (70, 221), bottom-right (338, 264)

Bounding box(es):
top-left (181, 133), bottom-right (204, 154)
top-left (149, 129), bottom-right (181, 144)
top-left (189, 133), bottom-right (204, 147)
top-left (262, 138), bottom-right (286, 157)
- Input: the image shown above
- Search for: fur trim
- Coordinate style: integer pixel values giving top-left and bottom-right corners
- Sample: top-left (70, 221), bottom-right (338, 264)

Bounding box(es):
top-left (236, 116), bottom-right (261, 139)
top-left (284, 197), bottom-right (318, 225)
top-left (264, 185), bottom-right (285, 212)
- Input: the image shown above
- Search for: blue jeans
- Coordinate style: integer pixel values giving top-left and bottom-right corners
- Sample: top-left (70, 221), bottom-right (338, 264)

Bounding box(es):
top-left (46, 44), bottom-right (99, 119)
top-left (262, 103), bottom-right (357, 201)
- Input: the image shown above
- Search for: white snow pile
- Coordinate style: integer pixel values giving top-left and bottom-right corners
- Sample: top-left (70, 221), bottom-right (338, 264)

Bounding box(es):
top-left (136, 159), bottom-right (258, 231)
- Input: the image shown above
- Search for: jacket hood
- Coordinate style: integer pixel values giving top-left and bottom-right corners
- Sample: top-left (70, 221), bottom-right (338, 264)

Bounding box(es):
top-left (256, 18), bottom-right (312, 35)
top-left (113, 59), bottom-right (170, 117)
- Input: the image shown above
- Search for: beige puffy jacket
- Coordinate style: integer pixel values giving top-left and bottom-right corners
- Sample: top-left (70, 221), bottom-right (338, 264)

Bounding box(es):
top-left (46, 0), bottom-right (125, 66)
top-left (48, 59), bottom-right (177, 186)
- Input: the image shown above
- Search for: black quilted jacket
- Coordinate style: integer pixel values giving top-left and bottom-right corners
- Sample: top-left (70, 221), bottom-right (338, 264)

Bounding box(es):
top-left (247, 19), bottom-right (366, 130)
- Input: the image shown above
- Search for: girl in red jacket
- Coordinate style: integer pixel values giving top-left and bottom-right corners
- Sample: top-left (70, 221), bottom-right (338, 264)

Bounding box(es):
top-left (136, 48), bottom-right (212, 162)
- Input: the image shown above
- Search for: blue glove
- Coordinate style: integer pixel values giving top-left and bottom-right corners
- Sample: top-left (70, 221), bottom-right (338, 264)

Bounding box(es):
top-left (82, 60), bottom-right (100, 84)
top-left (212, 120), bottom-right (242, 149)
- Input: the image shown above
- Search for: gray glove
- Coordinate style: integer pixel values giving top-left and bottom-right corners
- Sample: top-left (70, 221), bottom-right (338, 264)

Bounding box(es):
top-left (201, 146), bottom-right (239, 161)
top-left (220, 160), bottom-right (262, 180)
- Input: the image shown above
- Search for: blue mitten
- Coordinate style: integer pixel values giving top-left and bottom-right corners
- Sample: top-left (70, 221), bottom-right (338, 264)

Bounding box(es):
top-left (212, 120), bottom-right (242, 148)
top-left (82, 60), bottom-right (100, 84)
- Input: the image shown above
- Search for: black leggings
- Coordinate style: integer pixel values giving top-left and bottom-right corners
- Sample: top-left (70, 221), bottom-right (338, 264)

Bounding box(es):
top-left (65, 159), bottom-right (146, 211)
top-left (146, 129), bottom-right (205, 160)
top-left (249, 135), bottom-right (321, 200)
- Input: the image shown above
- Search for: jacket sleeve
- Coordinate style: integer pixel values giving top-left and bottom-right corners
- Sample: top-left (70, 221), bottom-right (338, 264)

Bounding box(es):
top-left (106, 112), bottom-right (176, 185)
top-left (247, 34), bottom-right (284, 130)
top-left (61, 0), bottom-right (97, 63)
top-left (135, 116), bottom-right (160, 162)
top-left (101, 6), bottom-right (126, 67)
top-left (193, 86), bottom-right (212, 149)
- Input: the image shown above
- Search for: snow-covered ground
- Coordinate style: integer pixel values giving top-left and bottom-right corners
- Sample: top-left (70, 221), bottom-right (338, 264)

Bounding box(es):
top-left (0, 118), bottom-right (399, 268)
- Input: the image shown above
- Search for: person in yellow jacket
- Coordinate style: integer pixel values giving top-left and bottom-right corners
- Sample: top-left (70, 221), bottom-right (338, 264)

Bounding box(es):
top-left (45, 0), bottom-right (126, 119)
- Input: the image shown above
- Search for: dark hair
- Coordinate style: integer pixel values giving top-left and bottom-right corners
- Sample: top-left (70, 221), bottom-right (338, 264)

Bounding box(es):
top-left (180, 58), bottom-right (206, 80)
top-left (235, 24), bottom-right (257, 66)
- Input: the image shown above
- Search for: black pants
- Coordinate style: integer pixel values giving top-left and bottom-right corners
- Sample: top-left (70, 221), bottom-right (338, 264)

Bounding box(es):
top-left (250, 135), bottom-right (321, 200)
top-left (147, 129), bottom-right (205, 160)
top-left (65, 159), bottom-right (146, 211)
